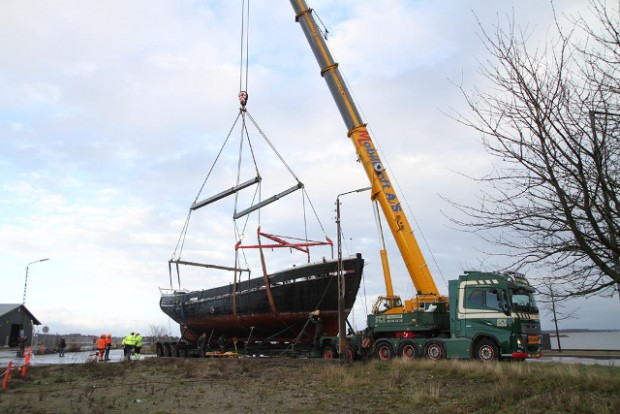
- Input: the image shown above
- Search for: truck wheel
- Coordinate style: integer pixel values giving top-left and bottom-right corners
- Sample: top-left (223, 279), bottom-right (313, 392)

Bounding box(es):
top-left (374, 340), bottom-right (395, 361)
top-left (475, 339), bottom-right (499, 362)
top-left (424, 341), bottom-right (444, 361)
top-left (397, 340), bottom-right (418, 360)
top-left (322, 346), bottom-right (336, 359)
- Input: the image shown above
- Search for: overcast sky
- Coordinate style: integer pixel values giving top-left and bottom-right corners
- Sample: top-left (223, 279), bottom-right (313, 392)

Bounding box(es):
top-left (1, 0), bottom-right (616, 338)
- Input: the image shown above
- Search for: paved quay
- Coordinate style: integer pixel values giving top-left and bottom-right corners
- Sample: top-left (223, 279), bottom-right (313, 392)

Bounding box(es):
top-left (2, 348), bottom-right (618, 367)
top-left (543, 349), bottom-right (620, 358)
top-left (0, 348), bottom-right (149, 367)
top-left (533, 349), bottom-right (620, 366)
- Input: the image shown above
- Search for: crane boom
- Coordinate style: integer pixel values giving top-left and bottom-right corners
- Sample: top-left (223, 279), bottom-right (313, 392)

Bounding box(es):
top-left (290, 0), bottom-right (440, 299)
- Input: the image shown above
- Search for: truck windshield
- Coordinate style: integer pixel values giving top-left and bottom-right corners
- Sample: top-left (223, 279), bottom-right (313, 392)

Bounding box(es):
top-left (511, 289), bottom-right (539, 313)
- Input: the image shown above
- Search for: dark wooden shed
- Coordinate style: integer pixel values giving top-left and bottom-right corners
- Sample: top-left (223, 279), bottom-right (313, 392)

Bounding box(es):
top-left (0, 304), bottom-right (41, 347)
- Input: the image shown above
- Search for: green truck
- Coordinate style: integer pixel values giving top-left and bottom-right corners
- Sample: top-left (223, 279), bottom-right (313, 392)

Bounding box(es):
top-left (317, 271), bottom-right (542, 362)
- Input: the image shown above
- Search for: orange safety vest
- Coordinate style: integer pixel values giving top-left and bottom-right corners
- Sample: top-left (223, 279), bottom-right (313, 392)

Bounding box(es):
top-left (97, 337), bottom-right (107, 350)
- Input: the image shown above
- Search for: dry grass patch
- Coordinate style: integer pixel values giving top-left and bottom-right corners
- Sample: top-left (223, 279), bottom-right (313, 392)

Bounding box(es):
top-left (1, 357), bottom-right (619, 414)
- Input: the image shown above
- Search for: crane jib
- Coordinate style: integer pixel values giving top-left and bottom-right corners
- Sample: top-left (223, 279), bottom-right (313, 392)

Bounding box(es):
top-left (292, 0), bottom-right (441, 298)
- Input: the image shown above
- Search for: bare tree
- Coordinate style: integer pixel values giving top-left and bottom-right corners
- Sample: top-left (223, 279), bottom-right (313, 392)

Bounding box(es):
top-left (148, 324), bottom-right (170, 343)
top-left (449, 0), bottom-right (620, 299)
top-left (536, 278), bottom-right (579, 352)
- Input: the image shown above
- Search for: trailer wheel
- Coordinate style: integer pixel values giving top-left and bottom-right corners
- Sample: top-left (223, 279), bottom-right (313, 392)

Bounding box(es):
top-left (322, 346), bottom-right (336, 359)
top-left (345, 344), bottom-right (358, 362)
top-left (156, 343), bottom-right (164, 357)
top-left (475, 339), bottom-right (499, 362)
top-left (397, 340), bottom-right (418, 360)
top-left (163, 343), bottom-right (172, 357)
top-left (374, 340), bottom-right (395, 361)
top-left (424, 341), bottom-right (444, 361)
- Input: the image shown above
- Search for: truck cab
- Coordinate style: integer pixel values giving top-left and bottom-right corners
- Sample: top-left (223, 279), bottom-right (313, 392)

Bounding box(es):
top-left (449, 271), bottom-right (542, 360)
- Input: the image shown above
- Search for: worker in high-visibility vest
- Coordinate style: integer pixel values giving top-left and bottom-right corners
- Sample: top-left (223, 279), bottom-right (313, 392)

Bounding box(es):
top-left (104, 334), bottom-right (112, 361)
top-left (133, 332), bottom-right (143, 361)
top-left (96, 334), bottom-right (106, 362)
top-left (122, 332), bottom-right (136, 361)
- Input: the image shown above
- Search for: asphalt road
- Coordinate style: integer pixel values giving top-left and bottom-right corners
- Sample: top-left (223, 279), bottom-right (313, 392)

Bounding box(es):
top-left (1, 348), bottom-right (618, 367)
top-left (0, 348), bottom-right (151, 367)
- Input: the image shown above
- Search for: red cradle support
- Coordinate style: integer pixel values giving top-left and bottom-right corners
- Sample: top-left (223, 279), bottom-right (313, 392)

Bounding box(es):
top-left (236, 229), bottom-right (333, 255)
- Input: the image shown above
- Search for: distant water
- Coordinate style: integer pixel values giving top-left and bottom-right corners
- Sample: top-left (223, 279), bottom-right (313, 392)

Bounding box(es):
top-left (549, 331), bottom-right (620, 350)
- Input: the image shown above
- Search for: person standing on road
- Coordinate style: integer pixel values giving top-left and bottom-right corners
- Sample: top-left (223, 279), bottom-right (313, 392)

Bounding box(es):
top-left (104, 334), bottom-right (112, 361)
top-left (122, 332), bottom-right (135, 361)
top-left (96, 334), bottom-right (107, 362)
top-left (58, 337), bottom-right (66, 357)
top-left (16, 335), bottom-right (26, 357)
top-left (133, 332), bottom-right (143, 361)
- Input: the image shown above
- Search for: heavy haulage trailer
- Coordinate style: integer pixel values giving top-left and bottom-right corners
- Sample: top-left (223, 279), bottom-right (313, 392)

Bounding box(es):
top-left (157, 0), bottom-right (542, 361)
top-left (157, 268), bottom-right (542, 361)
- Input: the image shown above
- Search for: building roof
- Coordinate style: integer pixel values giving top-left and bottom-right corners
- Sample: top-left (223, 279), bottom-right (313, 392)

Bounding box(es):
top-left (0, 303), bottom-right (42, 325)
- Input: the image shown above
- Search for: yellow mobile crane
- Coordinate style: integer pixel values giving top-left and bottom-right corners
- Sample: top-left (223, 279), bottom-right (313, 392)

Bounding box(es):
top-left (290, 0), bottom-right (447, 315)
top-left (291, 0), bottom-right (542, 361)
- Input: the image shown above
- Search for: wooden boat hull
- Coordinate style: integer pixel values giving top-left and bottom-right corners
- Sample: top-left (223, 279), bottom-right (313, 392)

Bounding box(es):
top-left (160, 254), bottom-right (364, 344)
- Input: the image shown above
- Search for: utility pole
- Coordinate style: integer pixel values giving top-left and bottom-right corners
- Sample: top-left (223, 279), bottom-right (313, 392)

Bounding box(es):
top-left (336, 187), bottom-right (370, 361)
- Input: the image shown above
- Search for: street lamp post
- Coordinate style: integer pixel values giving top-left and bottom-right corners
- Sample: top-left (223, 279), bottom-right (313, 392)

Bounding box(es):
top-left (23, 258), bottom-right (50, 305)
top-left (19, 258), bottom-right (49, 354)
top-left (336, 187), bottom-right (370, 361)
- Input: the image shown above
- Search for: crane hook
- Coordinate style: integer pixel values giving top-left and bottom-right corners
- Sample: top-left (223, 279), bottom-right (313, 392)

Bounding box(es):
top-left (239, 91), bottom-right (248, 108)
